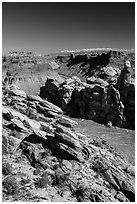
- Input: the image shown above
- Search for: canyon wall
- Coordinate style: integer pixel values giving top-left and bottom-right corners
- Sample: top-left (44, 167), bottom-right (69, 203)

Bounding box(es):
top-left (40, 61), bottom-right (135, 130)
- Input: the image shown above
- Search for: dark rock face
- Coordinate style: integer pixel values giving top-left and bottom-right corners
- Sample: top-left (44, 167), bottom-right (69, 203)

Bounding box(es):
top-left (2, 84), bottom-right (135, 202)
top-left (40, 61), bottom-right (135, 130)
top-left (116, 61), bottom-right (135, 129)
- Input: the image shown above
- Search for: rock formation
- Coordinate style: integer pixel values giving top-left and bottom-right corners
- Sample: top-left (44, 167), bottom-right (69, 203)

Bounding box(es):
top-left (52, 49), bottom-right (135, 81)
top-left (40, 61), bottom-right (135, 129)
top-left (2, 62), bottom-right (62, 96)
top-left (2, 84), bottom-right (135, 202)
top-left (116, 61), bottom-right (135, 129)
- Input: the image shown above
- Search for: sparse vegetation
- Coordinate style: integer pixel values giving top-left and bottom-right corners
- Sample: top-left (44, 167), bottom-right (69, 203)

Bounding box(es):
top-left (35, 172), bottom-right (50, 188)
top-left (2, 162), bottom-right (12, 175)
top-left (3, 176), bottom-right (19, 195)
top-left (52, 168), bottom-right (70, 188)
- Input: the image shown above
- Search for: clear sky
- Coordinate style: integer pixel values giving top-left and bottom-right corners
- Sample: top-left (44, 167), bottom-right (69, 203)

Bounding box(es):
top-left (2, 2), bottom-right (135, 54)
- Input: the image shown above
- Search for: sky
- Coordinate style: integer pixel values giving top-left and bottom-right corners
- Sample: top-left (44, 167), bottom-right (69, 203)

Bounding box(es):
top-left (2, 2), bottom-right (135, 54)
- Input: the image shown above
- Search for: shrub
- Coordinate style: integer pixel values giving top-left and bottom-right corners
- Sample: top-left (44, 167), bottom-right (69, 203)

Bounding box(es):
top-left (52, 169), bottom-right (70, 187)
top-left (72, 183), bottom-right (90, 202)
top-left (3, 176), bottom-right (19, 195)
top-left (35, 172), bottom-right (50, 188)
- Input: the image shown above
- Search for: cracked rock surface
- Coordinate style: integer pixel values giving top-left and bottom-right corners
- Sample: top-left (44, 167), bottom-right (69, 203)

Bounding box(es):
top-left (2, 85), bottom-right (135, 202)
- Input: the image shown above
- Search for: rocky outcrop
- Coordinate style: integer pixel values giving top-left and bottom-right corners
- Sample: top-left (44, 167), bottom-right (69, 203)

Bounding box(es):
top-left (2, 63), bottom-right (63, 96)
top-left (2, 85), bottom-right (135, 202)
top-left (53, 49), bottom-right (135, 81)
top-left (40, 61), bottom-right (135, 129)
top-left (116, 61), bottom-right (135, 129)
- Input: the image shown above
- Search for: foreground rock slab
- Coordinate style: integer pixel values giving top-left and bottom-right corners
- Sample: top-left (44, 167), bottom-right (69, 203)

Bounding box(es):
top-left (2, 85), bottom-right (135, 202)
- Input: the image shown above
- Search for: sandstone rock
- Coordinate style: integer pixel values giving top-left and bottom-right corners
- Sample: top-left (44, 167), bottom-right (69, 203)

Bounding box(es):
top-left (2, 128), bottom-right (21, 154)
top-left (27, 95), bottom-right (43, 102)
top-left (95, 78), bottom-right (109, 87)
top-left (36, 103), bottom-right (62, 118)
top-left (54, 131), bottom-right (82, 150)
top-left (101, 66), bottom-right (117, 77)
top-left (125, 165), bottom-right (135, 176)
top-left (40, 77), bottom-right (62, 101)
top-left (58, 84), bottom-right (74, 109)
top-left (53, 123), bottom-right (77, 139)
top-left (57, 116), bottom-right (78, 127)
top-left (40, 73), bottom-right (134, 129)
top-left (10, 118), bottom-right (28, 132)
top-left (112, 171), bottom-right (135, 202)
top-left (86, 77), bottom-right (109, 87)
top-left (72, 75), bottom-right (81, 84)
top-left (115, 192), bottom-right (129, 202)
top-left (2, 52), bottom-right (135, 202)
top-left (19, 141), bottom-right (45, 168)
top-left (26, 101), bottom-right (36, 109)
top-left (52, 194), bottom-right (63, 202)
top-left (45, 168), bottom-right (55, 176)
top-left (6, 85), bottom-right (26, 98)
top-left (2, 107), bottom-right (13, 121)
top-left (63, 76), bottom-right (81, 86)
top-left (86, 76), bottom-right (96, 84)
top-left (39, 100), bottom-right (63, 114)
top-left (25, 130), bottom-right (48, 144)
top-left (62, 160), bottom-right (72, 171)
top-left (2, 106), bottom-right (27, 122)
top-left (2, 129), bottom-right (11, 155)
top-left (116, 61), bottom-right (135, 129)
top-left (108, 77), bottom-right (117, 85)
top-left (23, 117), bottom-right (41, 130)
top-left (40, 121), bottom-right (54, 133)
top-left (45, 110), bottom-right (61, 118)
top-left (47, 138), bottom-right (85, 162)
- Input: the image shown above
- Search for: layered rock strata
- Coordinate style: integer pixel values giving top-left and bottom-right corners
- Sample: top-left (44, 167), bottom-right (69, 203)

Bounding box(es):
top-left (40, 62), bottom-right (135, 129)
top-left (2, 84), bottom-right (135, 201)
